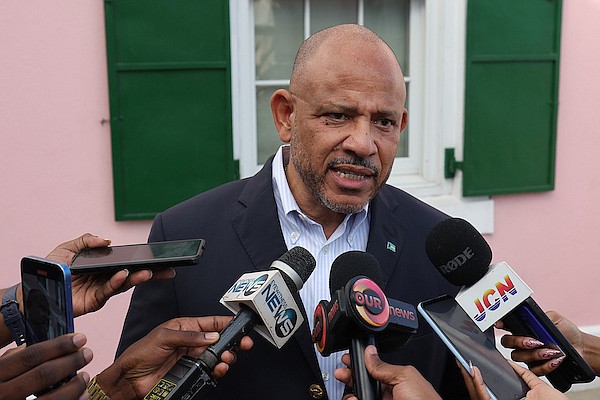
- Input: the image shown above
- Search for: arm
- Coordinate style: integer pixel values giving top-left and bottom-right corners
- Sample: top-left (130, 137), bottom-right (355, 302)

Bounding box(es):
top-left (0, 333), bottom-right (92, 400)
top-left (94, 316), bottom-right (254, 400)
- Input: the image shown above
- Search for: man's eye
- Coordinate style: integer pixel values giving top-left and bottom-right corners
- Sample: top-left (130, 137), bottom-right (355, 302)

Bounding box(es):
top-left (325, 113), bottom-right (347, 120)
top-left (376, 118), bottom-right (395, 128)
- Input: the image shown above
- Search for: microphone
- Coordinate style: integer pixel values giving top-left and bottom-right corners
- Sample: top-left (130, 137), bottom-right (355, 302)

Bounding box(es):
top-left (425, 217), bottom-right (595, 392)
top-left (144, 246), bottom-right (316, 400)
top-left (311, 251), bottom-right (418, 400)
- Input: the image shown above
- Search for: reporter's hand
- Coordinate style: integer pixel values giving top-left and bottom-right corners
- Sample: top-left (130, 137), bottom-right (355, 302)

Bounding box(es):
top-left (334, 345), bottom-right (442, 400)
top-left (45, 233), bottom-right (175, 317)
top-left (0, 333), bottom-right (92, 399)
top-left (459, 359), bottom-right (567, 400)
top-left (498, 311), bottom-right (580, 376)
top-left (96, 316), bottom-right (254, 400)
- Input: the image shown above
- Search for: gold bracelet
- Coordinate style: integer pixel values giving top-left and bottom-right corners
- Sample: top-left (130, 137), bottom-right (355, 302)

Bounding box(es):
top-left (87, 375), bottom-right (111, 400)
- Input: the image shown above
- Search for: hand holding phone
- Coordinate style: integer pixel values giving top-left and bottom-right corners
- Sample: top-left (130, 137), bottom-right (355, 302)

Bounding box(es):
top-left (418, 295), bottom-right (529, 400)
top-left (21, 256), bottom-right (75, 395)
top-left (0, 334), bottom-right (92, 400)
top-left (70, 239), bottom-right (205, 275)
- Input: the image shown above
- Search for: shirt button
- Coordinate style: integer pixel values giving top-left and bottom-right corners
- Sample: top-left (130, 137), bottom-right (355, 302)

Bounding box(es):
top-left (291, 231), bottom-right (299, 239)
top-left (322, 246), bottom-right (329, 254)
top-left (348, 235), bottom-right (353, 243)
top-left (308, 384), bottom-right (325, 399)
top-left (322, 372), bottom-right (329, 381)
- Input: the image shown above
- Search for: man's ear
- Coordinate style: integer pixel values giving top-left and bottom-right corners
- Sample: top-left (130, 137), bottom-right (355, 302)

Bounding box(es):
top-left (270, 89), bottom-right (294, 142)
top-left (400, 108), bottom-right (408, 132)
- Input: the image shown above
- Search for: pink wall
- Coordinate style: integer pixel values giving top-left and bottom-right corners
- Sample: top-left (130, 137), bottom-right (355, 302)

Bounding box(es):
top-left (0, 2), bottom-right (152, 376)
top-left (1, 0), bottom-right (599, 378)
top-left (485, 0), bottom-right (600, 328)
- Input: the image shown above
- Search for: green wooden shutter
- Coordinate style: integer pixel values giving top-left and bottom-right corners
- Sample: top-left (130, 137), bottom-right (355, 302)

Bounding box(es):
top-left (104, 0), bottom-right (236, 220)
top-left (456, 0), bottom-right (562, 196)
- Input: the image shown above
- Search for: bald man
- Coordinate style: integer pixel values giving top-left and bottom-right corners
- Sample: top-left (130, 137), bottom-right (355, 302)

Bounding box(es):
top-left (117, 24), bottom-right (465, 400)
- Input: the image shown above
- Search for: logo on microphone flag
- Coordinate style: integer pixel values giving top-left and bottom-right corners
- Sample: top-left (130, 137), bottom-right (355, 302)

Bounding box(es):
top-left (221, 270), bottom-right (304, 348)
top-left (455, 262), bottom-right (533, 331)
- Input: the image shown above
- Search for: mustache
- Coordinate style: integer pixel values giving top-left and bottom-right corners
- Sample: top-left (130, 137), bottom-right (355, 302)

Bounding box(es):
top-left (327, 157), bottom-right (380, 177)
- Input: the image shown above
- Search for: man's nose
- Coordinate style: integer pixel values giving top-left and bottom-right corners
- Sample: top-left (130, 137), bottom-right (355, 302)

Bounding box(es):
top-left (340, 119), bottom-right (377, 158)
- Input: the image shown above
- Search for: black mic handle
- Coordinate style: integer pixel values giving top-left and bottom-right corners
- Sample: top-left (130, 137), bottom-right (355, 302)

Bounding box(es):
top-left (198, 305), bottom-right (261, 370)
top-left (350, 336), bottom-right (380, 400)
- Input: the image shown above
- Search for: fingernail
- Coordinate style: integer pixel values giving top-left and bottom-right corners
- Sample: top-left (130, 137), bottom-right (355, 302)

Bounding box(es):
top-left (81, 371), bottom-right (91, 384)
top-left (170, 268), bottom-right (177, 278)
top-left (524, 339), bottom-right (545, 348)
top-left (365, 345), bottom-right (377, 356)
top-left (550, 356), bottom-right (565, 368)
top-left (541, 349), bottom-right (563, 359)
top-left (204, 332), bottom-right (219, 340)
top-left (72, 333), bottom-right (87, 347)
top-left (83, 348), bottom-right (94, 363)
top-left (469, 360), bottom-right (475, 376)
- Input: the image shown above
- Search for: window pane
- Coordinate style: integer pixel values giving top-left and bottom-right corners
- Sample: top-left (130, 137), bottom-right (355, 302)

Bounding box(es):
top-left (254, 0), bottom-right (304, 80)
top-left (364, 0), bottom-right (410, 75)
top-left (311, 0), bottom-right (358, 33)
top-left (257, 85), bottom-right (284, 163)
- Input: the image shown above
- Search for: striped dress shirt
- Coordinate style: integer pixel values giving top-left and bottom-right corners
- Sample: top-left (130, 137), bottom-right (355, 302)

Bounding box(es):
top-left (272, 145), bottom-right (370, 400)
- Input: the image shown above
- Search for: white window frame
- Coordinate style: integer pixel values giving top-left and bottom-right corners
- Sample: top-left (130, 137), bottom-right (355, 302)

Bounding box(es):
top-left (230, 0), bottom-right (494, 233)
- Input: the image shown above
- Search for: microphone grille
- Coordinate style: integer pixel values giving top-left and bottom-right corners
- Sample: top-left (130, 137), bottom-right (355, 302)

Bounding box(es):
top-left (278, 246), bottom-right (316, 284)
top-left (425, 217), bottom-right (492, 286)
top-left (329, 251), bottom-right (383, 296)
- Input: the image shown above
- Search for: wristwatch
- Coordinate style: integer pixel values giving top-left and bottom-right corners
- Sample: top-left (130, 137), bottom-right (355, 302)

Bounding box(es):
top-left (87, 376), bottom-right (112, 400)
top-left (1, 284), bottom-right (26, 346)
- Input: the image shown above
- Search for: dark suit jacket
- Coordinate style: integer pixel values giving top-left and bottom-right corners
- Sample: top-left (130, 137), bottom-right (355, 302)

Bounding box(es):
top-left (116, 157), bottom-right (467, 399)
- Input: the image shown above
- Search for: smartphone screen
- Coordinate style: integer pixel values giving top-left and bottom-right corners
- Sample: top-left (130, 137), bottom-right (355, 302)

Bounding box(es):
top-left (21, 256), bottom-right (74, 345)
top-left (21, 256), bottom-right (75, 395)
top-left (70, 239), bottom-right (205, 275)
top-left (418, 295), bottom-right (529, 400)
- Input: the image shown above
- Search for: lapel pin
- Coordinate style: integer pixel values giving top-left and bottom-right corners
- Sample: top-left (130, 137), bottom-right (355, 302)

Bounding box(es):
top-left (386, 241), bottom-right (396, 252)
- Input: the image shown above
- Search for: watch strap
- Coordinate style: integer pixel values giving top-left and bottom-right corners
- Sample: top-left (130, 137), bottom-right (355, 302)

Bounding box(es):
top-left (1, 284), bottom-right (26, 346)
top-left (87, 375), bottom-right (112, 400)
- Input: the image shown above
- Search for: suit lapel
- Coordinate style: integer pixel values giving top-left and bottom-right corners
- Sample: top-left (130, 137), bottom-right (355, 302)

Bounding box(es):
top-left (366, 186), bottom-right (407, 285)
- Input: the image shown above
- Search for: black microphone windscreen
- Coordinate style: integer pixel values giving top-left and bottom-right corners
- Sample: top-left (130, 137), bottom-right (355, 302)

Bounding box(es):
top-left (425, 217), bottom-right (492, 287)
top-left (329, 251), bottom-right (384, 296)
top-left (280, 246), bottom-right (316, 283)
top-left (271, 246), bottom-right (316, 292)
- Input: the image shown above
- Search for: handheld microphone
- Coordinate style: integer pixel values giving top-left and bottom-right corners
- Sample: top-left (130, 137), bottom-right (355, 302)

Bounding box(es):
top-left (425, 217), bottom-right (595, 392)
top-left (144, 246), bottom-right (316, 400)
top-left (311, 251), bottom-right (418, 400)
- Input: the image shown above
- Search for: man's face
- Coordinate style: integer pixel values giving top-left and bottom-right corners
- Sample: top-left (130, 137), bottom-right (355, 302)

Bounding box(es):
top-left (286, 42), bottom-right (407, 215)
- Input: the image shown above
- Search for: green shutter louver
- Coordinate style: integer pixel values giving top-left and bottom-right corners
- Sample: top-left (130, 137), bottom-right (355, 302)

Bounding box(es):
top-left (457, 0), bottom-right (562, 196)
top-left (104, 0), bottom-right (235, 220)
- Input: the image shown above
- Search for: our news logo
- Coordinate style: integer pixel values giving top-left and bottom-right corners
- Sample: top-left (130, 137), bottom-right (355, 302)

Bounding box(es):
top-left (351, 278), bottom-right (389, 328)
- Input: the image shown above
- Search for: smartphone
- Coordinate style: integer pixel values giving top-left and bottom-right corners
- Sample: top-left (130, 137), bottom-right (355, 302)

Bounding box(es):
top-left (501, 298), bottom-right (596, 392)
top-left (21, 256), bottom-right (75, 394)
top-left (70, 239), bottom-right (206, 275)
top-left (418, 295), bottom-right (529, 400)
